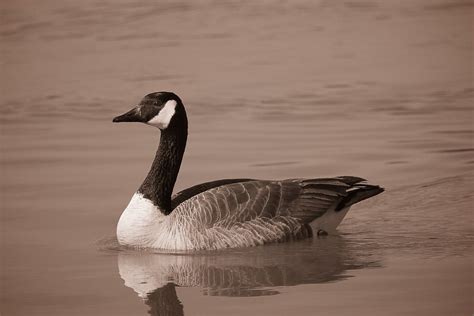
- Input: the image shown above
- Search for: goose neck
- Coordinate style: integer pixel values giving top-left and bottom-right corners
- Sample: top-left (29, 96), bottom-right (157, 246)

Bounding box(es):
top-left (139, 127), bottom-right (187, 214)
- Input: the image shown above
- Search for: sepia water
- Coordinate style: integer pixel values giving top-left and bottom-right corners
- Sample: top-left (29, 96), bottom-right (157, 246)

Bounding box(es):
top-left (1, 1), bottom-right (472, 315)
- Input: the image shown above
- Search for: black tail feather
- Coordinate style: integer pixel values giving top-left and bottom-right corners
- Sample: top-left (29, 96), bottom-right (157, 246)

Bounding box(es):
top-left (335, 184), bottom-right (384, 212)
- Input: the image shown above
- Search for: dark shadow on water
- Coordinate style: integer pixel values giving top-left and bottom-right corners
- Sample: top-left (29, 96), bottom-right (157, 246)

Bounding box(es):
top-left (145, 284), bottom-right (184, 316)
top-left (114, 236), bottom-right (382, 315)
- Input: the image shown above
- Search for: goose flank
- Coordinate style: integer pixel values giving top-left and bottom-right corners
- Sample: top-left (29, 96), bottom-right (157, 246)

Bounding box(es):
top-left (113, 92), bottom-right (384, 250)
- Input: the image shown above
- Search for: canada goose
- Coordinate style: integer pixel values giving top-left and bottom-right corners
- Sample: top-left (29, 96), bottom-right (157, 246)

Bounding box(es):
top-left (113, 92), bottom-right (383, 250)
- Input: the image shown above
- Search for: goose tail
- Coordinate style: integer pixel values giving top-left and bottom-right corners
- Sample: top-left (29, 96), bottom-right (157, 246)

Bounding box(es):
top-left (335, 183), bottom-right (384, 212)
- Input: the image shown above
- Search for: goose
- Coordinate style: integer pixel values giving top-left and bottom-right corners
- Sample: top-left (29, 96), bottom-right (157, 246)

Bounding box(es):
top-left (113, 91), bottom-right (384, 250)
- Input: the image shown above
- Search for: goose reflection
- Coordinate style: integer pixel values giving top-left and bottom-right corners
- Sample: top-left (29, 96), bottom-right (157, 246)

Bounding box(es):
top-left (117, 236), bottom-right (380, 315)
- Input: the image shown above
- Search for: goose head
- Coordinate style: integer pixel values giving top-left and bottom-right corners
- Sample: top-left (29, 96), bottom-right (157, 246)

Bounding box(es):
top-left (112, 91), bottom-right (188, 217)
top-left (113, 91), bottom-right (187, 131)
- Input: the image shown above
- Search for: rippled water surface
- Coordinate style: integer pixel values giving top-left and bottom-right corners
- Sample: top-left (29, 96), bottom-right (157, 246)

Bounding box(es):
top-left (1, 0), bottom-right (473, 315)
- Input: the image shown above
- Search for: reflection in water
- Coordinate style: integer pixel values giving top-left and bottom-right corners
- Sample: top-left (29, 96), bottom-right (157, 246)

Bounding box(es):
top-left (145, 284), bottom-right (184, 316)
top-left (117, 236), bottom-right (381, 314)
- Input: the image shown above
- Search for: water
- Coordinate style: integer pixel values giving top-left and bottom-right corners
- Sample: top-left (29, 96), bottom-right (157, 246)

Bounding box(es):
top-left (1, 0), bottom-right (473, 315)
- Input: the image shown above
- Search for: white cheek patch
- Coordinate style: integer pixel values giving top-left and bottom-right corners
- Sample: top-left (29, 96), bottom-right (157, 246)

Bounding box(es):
top-left (147, 100), bottom-right (177, 129)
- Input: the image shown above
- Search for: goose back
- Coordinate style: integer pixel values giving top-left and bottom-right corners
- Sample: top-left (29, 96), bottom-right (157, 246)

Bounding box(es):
top-left (171, 178), bottom-right (254, 209)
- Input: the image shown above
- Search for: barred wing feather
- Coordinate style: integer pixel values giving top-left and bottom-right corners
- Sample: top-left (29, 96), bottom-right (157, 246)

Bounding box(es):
top-left (168, 177), bottom-right (369, 249)
top-left (171, 178), bottom-right (254, 210)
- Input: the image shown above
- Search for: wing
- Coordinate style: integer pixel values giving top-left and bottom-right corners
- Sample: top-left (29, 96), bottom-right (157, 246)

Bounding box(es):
top-left (174, 177), bottom-right (362, 228)
top-left (171, 178), bottom-right (254, 209)
top-left (167, 176), bottom-right (382, 249)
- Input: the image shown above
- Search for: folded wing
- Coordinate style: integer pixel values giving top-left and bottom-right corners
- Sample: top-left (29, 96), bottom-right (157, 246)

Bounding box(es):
top-left (168, 177), bottom-right (381, 249)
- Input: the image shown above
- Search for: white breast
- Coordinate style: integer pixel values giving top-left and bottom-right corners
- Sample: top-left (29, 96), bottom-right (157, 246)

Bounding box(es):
top-left (117, 193), bottom-right (167, 248)
top-left (117, 193), bottom-right (195, 249)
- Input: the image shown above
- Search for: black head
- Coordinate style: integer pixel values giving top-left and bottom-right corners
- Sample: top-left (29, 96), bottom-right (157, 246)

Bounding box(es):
top-left (113, 92), bottom-right (187, 131)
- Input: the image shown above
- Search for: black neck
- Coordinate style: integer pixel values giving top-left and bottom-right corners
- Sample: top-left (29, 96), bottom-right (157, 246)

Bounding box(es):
top-left (138, 126), bottom-right (187, 215)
